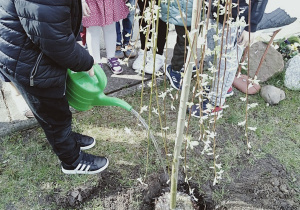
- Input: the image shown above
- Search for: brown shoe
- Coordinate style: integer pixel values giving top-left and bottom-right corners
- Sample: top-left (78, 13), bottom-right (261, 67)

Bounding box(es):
top-left (115, 45), bottom-right (124, 59)
top-left (124, 44), bottom-right (137, 58)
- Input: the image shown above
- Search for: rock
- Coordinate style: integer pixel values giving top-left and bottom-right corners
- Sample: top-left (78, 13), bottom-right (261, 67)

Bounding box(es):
top-left (70, 190), bottom-right (80, 198)
top-left (279, 193), bottom-right (285, 198)
top-left (279, 184), bottom-right (289, 193)
top-left (260, 85), bottom-right (286, 105)
top-left (284, 55), bottom-right (300, 90)
top-left (249, 42), bottom-right (284, 82)
top-left (271, 178), bottom-right (280, 187)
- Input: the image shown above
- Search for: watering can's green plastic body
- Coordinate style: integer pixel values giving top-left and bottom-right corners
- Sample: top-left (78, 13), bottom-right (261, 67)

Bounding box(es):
top-left (66, 64), bottom-right (132, 112)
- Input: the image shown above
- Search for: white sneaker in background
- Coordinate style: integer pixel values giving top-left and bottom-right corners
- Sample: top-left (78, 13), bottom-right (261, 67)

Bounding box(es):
top-left (144, 53), bottom-right (165, 74)
top-left (132, 50), bottom-right (148, 70)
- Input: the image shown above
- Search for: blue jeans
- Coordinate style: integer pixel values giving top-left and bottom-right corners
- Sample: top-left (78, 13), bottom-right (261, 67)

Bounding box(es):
top-left (207, 20), bottom-right (245, 106)
top-left (1, 71), bottom-right (80, 165)
top-left (116, 0), bottom-right (135, 46)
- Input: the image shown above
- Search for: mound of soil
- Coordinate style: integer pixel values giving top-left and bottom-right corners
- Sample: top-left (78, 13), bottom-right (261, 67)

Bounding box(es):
top-left (52, 170), bottom-right (213, 209)
top-left (51, 155), bottom-right (299, 210)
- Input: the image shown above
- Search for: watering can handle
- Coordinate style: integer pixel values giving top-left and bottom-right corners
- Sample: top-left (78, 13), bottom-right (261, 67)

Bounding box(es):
top-left (93, 64), bottom-right (108, 91)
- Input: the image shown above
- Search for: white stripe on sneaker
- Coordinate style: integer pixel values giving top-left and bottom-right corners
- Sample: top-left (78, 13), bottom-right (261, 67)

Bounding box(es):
top-left (61, 158), bottom-right (109, 175)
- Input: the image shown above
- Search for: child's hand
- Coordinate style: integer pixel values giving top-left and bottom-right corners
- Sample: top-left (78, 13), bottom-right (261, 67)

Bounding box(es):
top-left (88, 65), bottom-right (94, 77)
top-left (82, 1), bottom-right (91, 17)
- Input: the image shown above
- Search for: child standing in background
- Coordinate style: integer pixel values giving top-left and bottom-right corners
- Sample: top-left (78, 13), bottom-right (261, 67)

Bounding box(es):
top-left (82, 0), bottom-right (129, 74)
top-left (132, 0), bottom-right (167, 74)
top-left (115, 0), bottom-right (137, 59)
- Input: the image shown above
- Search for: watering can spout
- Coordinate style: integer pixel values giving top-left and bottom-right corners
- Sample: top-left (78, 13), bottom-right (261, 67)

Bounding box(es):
top-left (94, 94), bottom-right (132, 111)
top-left (66, 64), bottom-right (132, 112)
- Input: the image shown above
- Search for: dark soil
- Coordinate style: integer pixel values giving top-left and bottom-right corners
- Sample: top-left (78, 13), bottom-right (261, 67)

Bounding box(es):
top-left (216, 154), bottom-right (300, 210)
top-left (51, 153), bottom-right (299, 210)
top-left (52, 169), bottom-right (213, 209)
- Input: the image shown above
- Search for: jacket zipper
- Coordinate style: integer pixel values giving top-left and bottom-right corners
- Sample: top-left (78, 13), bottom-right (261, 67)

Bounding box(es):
top-left (30, 52), bottom-right (43, 86)
top-left (63, 71), bottom-right (68, 96)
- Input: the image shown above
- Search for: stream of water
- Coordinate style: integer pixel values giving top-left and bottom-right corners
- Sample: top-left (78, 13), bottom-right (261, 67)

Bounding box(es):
top-left (131, 109), bottom-right (167, 174)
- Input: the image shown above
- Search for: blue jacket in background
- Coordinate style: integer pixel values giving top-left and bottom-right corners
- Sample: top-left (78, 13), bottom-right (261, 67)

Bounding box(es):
top-left (160, 0), bottom-right (268, 32)
top-left (0, 0), bottom-right (94, 98)
top-left (160, 0), bottom-right (194, 26)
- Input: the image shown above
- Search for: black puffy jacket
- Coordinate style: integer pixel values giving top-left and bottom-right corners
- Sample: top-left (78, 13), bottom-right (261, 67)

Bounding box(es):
top-left (0, 0), bottom-right (94, 98)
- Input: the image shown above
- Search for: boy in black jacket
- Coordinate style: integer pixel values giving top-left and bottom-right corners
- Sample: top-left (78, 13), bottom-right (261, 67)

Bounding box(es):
top-left (191, 0), bottom-right (268, 117)
top-left (0, 0), bottom-right (108, 174)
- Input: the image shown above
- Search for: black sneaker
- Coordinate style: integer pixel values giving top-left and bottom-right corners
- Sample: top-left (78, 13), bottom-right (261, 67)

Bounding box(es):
top-left (61, 152), bottom-right (109, 175)
top-left (166, 65), bottom-right (182, 90)
top-left (72, 132), bottom-right (95, 150)
top-left (192, 63), bottom-right (200, 73)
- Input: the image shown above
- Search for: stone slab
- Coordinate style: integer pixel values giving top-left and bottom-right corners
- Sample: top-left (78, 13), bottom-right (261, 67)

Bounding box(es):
top-left (0, 87), bottom-right (10, 123)
top-left (1, 82), bottom-right (28, 122)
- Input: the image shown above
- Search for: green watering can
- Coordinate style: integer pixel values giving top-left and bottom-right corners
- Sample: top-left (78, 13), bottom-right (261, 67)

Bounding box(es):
top-left (66, 64), bottom-right (132, 112)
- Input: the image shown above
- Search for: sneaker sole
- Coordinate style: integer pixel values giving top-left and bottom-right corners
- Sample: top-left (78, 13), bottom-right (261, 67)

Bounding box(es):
top-left (61, 158), bottom-right (109, 175)
top-left (226, 90), bottom-right (234, 97)
top-left (112, 70), bottom-right (123, 75)
top-left (144, 68), bottom-right (161, 75)
top-left (125, 52), bottom-right (137, 58)
top-left (132, 65), bottom-right (143, 70)
top-left (80, 138), bottom-right (96, 150)
top-left (107, 64), bottom-right (123, 75)
top-left (166, 69), bottom-right (180, 90)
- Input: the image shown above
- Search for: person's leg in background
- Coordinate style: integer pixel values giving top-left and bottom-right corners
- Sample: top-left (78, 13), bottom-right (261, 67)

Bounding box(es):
top-left (156, 18), bottom-right (168, 56)
top-left (166, 25), bottom-right (191, 90)
top-left (143, 18), bottom-right (167, 74)
top-left (86, 26), bottom-right (102, 64)
top-left (121, 0), bottom-right (137, 58)
top-left (133, 0), bottom-right (166, 74)
top-left (190, 22), bottom-right (244, 117)
top-left (103, 23), bottom-right (123, 74)
top-left (209, 23), bottom-right (244, 108)
top-left (136, 0), bottom-right (148, 51)
top-left (132, 0), bottom-right (150, 70)
top-left (115, 21), bottom-right (124, 59)
top-left (171, 25), bottom-right (191, 71)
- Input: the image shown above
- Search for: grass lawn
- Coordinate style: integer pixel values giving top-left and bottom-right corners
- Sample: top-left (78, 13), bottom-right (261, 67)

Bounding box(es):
top-left (0, 71), bottom-right (299, 209)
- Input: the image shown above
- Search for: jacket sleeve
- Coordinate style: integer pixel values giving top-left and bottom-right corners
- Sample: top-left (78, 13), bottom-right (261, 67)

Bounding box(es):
top-left (245, 0), bottom-right (268, 32)
top-left (14, 1), bottom-right (93, 72)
